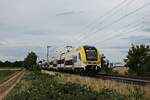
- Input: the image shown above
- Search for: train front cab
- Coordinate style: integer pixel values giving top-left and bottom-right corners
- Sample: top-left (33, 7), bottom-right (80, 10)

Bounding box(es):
top-left (80, 46), bottom-right (101, 73)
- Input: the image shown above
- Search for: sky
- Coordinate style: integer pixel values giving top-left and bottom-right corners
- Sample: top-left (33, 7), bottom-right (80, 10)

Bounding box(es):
top-left (0, 0), bottom-right (150, 63)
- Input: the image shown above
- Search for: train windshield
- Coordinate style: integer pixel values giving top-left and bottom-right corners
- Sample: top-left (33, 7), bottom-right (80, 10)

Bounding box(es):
top-left (84, 46), bottom-right (97, 61)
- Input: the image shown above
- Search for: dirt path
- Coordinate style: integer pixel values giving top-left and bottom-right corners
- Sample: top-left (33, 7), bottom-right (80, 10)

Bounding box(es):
top-left (0, 68), bottom-right (22, 71)
top-left (0, 70), bottom-right (25, 100)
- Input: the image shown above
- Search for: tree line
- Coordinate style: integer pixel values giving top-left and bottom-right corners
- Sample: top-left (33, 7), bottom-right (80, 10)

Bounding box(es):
top-left (0, 60), bottom-right (24, 67)
top-left (0, 44), bottom-right (150, 76)
top-left (0, 51), bottom-right (37, 69)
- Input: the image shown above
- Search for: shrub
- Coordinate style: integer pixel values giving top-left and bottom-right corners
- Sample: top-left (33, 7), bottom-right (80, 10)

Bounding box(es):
top-left (29, 64), bottom-right (41, 71)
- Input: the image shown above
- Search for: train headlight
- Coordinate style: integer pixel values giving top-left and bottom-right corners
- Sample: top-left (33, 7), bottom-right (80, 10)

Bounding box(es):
top-left (97, 64), bottom-right (101, 68)
top-left (83, 61), bottom-right (86, 64)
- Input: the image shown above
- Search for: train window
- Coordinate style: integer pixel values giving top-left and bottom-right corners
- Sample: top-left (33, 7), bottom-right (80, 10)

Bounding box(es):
top-left (57, 59), bottom-right (65, 64)
top-left (84, 46), bottom-right (97, 61)
top-left (65, 60), bottom-right (73, 65)
top-left (57, 60), bottom-right (61, 64)
top-left (73, 56), bottom-right (77, 62)
top-left (86, 52), bottom-right (97, 61)
top-left (53, 63), bottom-right (57, 67)
top-left (61, 59), bottom-right (65, 64)
top-left (50, 62), bottom-right (53, 65)
top-left (78, 53), bottom-right (81, 61)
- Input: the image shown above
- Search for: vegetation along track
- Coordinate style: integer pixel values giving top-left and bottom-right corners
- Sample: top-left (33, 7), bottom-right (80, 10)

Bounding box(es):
top-left (45, 69), bottom-right (150, 86)
top-left (0, 70), bottom-right (25, 100)
top-left (95, 73), bottom-right (150, 85)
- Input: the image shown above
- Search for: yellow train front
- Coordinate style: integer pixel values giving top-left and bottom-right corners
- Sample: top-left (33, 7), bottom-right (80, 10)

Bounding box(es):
top-left (77, 45), bottom-right (101, 73)
top-left (50, 45), bottom-right (101, 74)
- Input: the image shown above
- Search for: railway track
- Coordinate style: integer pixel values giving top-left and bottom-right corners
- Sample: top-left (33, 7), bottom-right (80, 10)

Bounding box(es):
top-left (95, 73), bottom-right (150, 85)
top-left (45, 69), bottom-right (150, 85)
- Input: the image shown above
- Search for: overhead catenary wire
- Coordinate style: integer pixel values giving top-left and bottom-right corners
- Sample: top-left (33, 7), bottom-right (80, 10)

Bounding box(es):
top-left (49, 1), bottom-right (150, 59)
top-left (86, 0), bottom-right (136, 33)
top-left (55, 0), bottom-right (141, 49)
top-left (92, 24), bottom-right (143, 46)
top-left (81, 16), bottom-right (145, 44)
top-left (72, 0), bottom-right (136, 45)
top-left (67, 0), bottom-right (130, 46)
top-left (93, 2), bottom-right (150, 34)
top-left (81, 0), bottom-right (128, 32)
top-left (79, 2), bottom-right (150, 45)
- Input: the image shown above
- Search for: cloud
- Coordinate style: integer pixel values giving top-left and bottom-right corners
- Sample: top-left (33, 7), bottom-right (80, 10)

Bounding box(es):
top-left (0, 46), bottom-right (46, 61)
top-left (0, 42), bottom-right (4, 46)
top-left (142, 28), bottom-right (150, 32)
top-left (101, 46), bottom-right (130, 50)
top-left (23, 30), bottom-right (49, 35)
top-left (0, 0), bottom-right (149, 62)
top-left (56, 11), bottom-right (74, 16)
top-left (56, 11), bottom-right (83, 16)
top-left (0, 41), bottom-right (7, 46)
top-left (122, 35), bottom-right (150, 45)
top-left (121, 35), bottom-right (150, 43)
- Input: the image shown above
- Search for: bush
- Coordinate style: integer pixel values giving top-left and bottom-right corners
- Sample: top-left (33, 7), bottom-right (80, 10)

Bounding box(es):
top-left (29, 64), bottom-right (41, 71)
top-left (100, 54), bottom-right (113, 74)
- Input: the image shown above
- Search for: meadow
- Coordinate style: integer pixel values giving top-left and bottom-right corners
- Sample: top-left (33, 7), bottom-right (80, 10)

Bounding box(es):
top-left (0, 70), bottom-right (18, 84)
top-left (5, 70), bottom-right (148, 100)
top-left (58, 72), bottom-right (149, 100)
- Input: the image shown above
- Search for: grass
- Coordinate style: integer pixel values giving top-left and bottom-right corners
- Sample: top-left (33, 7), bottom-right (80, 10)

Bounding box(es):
top-left (5, 70), bottom-right (148, 100)
top-left (56, 71), bottom-right (149, 100)
top-left (113, 67), bottom-right (129, 75)
top-left (0, 70), bottom-right (18, 84)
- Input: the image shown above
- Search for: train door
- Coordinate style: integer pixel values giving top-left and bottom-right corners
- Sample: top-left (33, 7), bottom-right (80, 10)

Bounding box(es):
top-left (53, 59), bottom-right (58, 69)
top-left (72, 55), bottom-right (77, 68)
top-left (74, 53), bottom-right (81, 68)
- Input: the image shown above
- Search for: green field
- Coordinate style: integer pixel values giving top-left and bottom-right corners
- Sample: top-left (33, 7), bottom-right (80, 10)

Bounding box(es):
top-left (0, 70), bottom-right (17, 84)
top-left (6, 71), bottom-right (145, 100)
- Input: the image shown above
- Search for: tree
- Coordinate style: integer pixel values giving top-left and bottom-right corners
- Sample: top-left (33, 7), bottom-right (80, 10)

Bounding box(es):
top-left (141, 50), bottom-right (150, 76)
top-left (124, 44), bottom-right (150, 76)
top-left (0, 60), bottom-right (23, 67)
top-left (4, 61), bottom-right (13, 67)
top-left (13, 61), bottom-right (24, 67)
top-left (100, 54), bottom-right (111, 73)
top-left (24, 51), bottom-right (37, 69)
top-left (0, 60), bottom-right (4, 67)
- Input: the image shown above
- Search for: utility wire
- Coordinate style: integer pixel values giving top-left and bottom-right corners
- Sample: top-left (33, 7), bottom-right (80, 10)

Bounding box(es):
top-left (67, 0), bottom-right (129, 46)
top-left (73, 0), bottom-right (135, 45)
top-left (79, 2), bottom-right (150, 45)
top-left (92, 24), bottom-right (143, 45)
top-left (81, 16), bottom-right (145, 44)
top-left (50, 1), bottom-right (150, 57)
top-left (87, 0), bottom-right (135, 33)
top-left (82, 0), bottom-right (128, 32)
top-left (93, 2), bottom-right (150, 34)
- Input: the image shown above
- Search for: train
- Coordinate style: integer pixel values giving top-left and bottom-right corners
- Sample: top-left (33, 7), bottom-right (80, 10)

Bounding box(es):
top-left (40, 45), bottom-right (101, 74)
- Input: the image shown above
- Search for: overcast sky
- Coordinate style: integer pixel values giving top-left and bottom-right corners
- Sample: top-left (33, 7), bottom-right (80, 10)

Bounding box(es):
top-left (0, 0), bottom-right (150, 62)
